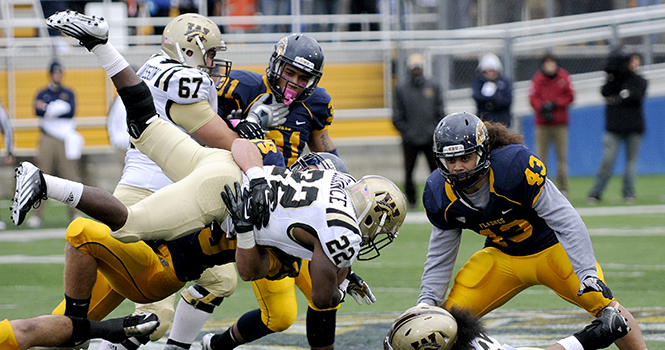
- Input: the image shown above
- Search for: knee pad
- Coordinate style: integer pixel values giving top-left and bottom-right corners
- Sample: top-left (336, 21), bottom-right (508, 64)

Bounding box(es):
top-left (180, 285), bottom-right (224, 314)
top-left (66, 218), bottom-right (108, 247)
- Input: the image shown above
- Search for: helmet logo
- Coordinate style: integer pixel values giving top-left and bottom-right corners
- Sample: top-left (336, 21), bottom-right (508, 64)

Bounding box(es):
top-left (294, 56), bottom-right (315, 70)
top-left (476, 121), bottom-right (487, 145)
top-left (185, 22), bottom-right (210, 44)
top-left (275, 37), bottom-right (287, 56)
top-left (442, 144), bottom-right (464, 156)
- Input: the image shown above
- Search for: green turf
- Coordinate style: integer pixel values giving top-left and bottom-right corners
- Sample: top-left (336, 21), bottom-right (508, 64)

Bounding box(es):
top-left (1, 175), bottom-right (665, 348)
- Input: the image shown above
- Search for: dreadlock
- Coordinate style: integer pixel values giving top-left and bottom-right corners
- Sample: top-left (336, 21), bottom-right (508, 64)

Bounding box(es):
top-left (484, 120), bottom-right (524, 150)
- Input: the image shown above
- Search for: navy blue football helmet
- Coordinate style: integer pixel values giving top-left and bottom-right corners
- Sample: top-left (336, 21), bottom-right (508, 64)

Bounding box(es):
top-left (289, 152), bottom-right (348, 173)
top-left (266, 34), bottom-right (324, 104)
top-left (433, 112), bottom-right (490, 190)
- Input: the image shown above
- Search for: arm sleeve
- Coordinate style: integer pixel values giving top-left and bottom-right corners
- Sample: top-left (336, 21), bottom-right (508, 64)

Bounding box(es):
top-left (167, 100), bottom-right (216, 133)
top-left (0, 104), bottom-right (13, 155)
top-left (532, 179), bottom-right (598, 281)
top-left (418, 226), bottom-right (462, 306)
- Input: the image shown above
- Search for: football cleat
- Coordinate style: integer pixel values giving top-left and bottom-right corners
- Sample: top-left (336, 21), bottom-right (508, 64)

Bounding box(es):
top-left (11, 162), bottom-right (47, 226)
top-left (201, 333), bottom-right (214, 350)
top-left (46, 10), bottom-right (109, 51)
top-left (123, 313), bottom-right (160, 338)
top-left (573, 306), bottom-right (630, 350)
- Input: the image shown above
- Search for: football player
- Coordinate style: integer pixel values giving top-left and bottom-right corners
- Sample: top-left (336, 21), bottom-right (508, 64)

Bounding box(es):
top-left (418, 112), bottom-right (647, 350)
top-left (384, 305), bottom-right (630, 350)
top-left (200, 152), bottom-right (377, 350)
top-left (1, 313), bottom-right (159, 350)
top-left (42, 11), bottom-right (261, 350)
top-left (215, 34), bottom-right (347, 350)
top-left (11, 11), bottom-right (407, 337)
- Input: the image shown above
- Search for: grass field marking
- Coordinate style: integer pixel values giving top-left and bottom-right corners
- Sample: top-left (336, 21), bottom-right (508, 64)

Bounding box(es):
top-left (0, 254), bottom-right (64, 264)
top-left (588, 227), bottom-right (665, 236)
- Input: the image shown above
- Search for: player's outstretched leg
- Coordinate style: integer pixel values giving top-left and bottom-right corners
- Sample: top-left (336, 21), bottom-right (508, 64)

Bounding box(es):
top-left (46, 10), bottom-right (109, 51)
top-left (11, 161), bottom-right (47, 225)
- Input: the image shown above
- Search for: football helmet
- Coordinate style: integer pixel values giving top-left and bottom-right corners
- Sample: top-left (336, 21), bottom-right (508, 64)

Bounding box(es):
top-left (346, 176), bottom-right (406, 260)
top-left (433, 112), bottom-right (490, 191)
top-left (161, 13), bottom-right (231, 78)
top-left (266, 34), bottom-right (324, 104)
top-left (384, 305), bottom-right (458, 350)
top-left (289, 152), bottom-right (349, 174)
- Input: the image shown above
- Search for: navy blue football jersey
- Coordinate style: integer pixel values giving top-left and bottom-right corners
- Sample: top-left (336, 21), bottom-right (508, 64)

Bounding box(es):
top-left (423, 144), bottom-right (558, 256)
top-left (217, 70), bottom-right (334, 166)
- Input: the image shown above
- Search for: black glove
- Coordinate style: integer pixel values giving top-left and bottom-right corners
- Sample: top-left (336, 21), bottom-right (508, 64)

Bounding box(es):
top-left (248, 177), bottom-right (275, 230)
top-left (346, 270), bottom-right (376, 305)
top-left (220, 182), bottom-right (254, 233)
top-left (541, 101), bottom-right (556, 122)
top-left (577, 275), bottom-right (614, 299)
top-left (234, 119), bottom-right (264, 140)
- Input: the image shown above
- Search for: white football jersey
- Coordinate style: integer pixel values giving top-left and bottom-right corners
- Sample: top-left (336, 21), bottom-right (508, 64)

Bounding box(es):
top-left (118, 53), bottom-right (218, 192)
top-left (234, 166), bottom-right (362, 269)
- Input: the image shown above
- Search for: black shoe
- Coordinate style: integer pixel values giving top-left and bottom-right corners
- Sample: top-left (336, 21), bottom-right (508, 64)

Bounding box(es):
top-left (123, 313), bottom-right (160, 338)
top-left (573, 306), bottom-right (630, 350)
top-left (46, 10), bottom-right (109, 51)
top-left (11, 162), bottom-right (47, 226)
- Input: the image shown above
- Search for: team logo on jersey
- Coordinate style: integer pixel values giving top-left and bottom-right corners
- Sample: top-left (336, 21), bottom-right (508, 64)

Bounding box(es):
top-left (456, 216), bottom-right (466, 223)
top-left (185, 22), bottom-right (210, 44)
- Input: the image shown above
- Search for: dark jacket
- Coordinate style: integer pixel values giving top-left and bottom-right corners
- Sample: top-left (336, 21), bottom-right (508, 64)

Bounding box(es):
top-left (601, 70), bottom-right (647, 135)
top-left (471, 74), bottom-right (513, 127)
top-left (392, 76), bottom-right (445, 146)
top-left (529, 67), bottom-right (575, 126)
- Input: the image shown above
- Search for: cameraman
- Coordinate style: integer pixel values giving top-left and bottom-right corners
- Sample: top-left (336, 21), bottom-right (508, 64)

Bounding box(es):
top-left (588, 47), bottom-right (647, 203)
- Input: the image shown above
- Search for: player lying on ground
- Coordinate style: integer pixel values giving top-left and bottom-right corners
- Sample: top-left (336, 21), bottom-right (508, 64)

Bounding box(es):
top-left (385, 305), bottom-right (630, 350)
top-left (1, 313), bottom-right (159, 350)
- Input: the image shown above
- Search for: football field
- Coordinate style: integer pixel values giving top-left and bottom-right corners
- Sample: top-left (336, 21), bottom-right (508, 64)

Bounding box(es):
top-left (2, 174), bottom-right (665, 350)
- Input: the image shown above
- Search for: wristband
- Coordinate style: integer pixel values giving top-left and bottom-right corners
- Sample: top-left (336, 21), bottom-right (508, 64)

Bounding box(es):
top-left (245, 166), bottom-right (264, 181)
top-left (558, 336), bottom-right (584, 350)
top-left (236, 231), bottom-right (256, 249)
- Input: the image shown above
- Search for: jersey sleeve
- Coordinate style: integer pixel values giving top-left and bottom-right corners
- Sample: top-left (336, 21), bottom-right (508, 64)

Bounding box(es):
top-left (305, 87), bottom-right (334, 133)
top-left (250, 139), bottom-right (287, 167)
top-left (216, 70), bottom-right (268, 117)
top-left (493, 145), bottom-right (548, 207)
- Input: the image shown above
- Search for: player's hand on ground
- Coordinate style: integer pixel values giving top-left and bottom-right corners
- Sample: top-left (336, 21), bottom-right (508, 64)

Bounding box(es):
top-left (578, 275), bottom-right (614, 299)
top-left (221, 182), bottom-right (254, 233)
top-left (248, 177), bottom-right (275, 230)
top-left (346, 270), bottom-right (377, 305)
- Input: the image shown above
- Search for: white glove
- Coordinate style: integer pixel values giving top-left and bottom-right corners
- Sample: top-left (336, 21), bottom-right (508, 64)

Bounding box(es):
top-left (247, 94), bottom-right (289, 129)
top-left (44, 99), bottom-right (72, 119)
top-left (480, 81), bottom-right (497, 97)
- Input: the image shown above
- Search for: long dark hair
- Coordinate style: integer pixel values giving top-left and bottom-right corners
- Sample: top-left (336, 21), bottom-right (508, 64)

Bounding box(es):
top-left (484, 120), bottom-right (524, 150)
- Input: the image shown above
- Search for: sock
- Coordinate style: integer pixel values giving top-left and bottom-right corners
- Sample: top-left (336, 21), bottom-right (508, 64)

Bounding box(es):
top-left (91, 43), bottom-right (129, 78)
top-left (209, 329), bottom-right (241, 350)
top-left (306, 307), bottom-right (336, 349)
top-left (167, 296), bottom-right (214, 346)
top-left (44, 174), bottom-right (84, 208)
top-left (61, 316), bottom-right (91, 347)
top-left (64, 294), bottom-right (90, 318)
top-left (234, 309), bottom-right (274, 343)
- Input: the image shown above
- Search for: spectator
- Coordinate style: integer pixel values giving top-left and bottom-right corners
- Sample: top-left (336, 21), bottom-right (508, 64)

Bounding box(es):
top-left (588, 48), bottom-right (647, 204)
top-left (392, 53), bottom-right (444, 209)
top-left (472, 53), bottom-right (513, 127)
top-left (0, 99), bottom-right (15, 230)
top-left (259, 0), bottom-right (291, 33)
top-left (28, 61), bottom-right (83, 228)
top-left (529, 53), bottom-right (575, 195)
top-left (349, 0), bottom-right (379, 31)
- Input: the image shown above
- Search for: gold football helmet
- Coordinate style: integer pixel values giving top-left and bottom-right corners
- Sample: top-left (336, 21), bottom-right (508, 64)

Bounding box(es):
top-left (384, 305), bottom-right (458, 350)
top-left (161, 13), bottom-right (231, 78)
top-left (346, 175), bottom-right (406, 260)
